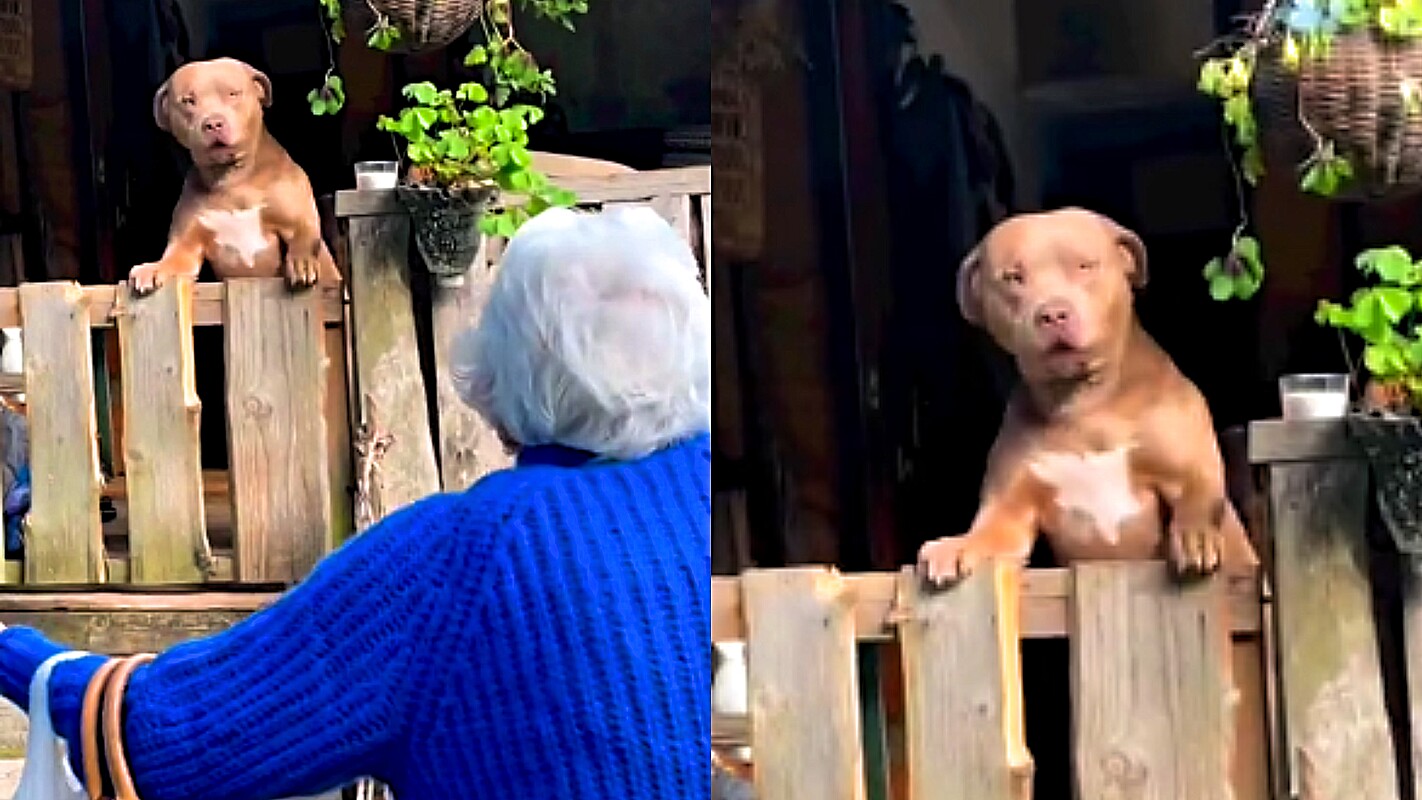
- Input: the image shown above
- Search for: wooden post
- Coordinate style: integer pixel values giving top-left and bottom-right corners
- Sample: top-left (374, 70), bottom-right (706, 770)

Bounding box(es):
top-left (115, 280), bottom-right (208, 583)
top-left (429, 238), bottom-right (513, 492)
top-left (743, 567), bottom-right (865, 800)
top-left (1250, 420), bottom-right (1398, 800)
top-left (333, 191), bottom-right (440, 513)
top-left (896, 563), bottom-right (1030, 800)
top-left (1070, 563), bottom-right (1233, 800)
top-left (224, 279), bottom-right (332, 583)
top-left (20, 281), bottom-right (104, 583)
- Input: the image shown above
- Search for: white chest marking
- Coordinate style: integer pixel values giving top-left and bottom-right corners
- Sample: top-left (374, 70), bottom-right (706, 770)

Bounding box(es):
top-left (1028, 445), bottom-right (1141, 543)
top-left (197, 206), bottom-right (269, 268)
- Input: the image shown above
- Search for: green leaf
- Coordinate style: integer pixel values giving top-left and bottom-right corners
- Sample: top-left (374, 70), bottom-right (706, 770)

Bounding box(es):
top-left (472, 106), bottom-right (498, 130)
top-left (1202, 257), bottom-right (1224, 280)
top-left (1242, 146), bottom-right (1264, 184)
top-left (412, 107), bottom-right (438, 129)
top-left (1377, 286), bottom-right (1415, 322)
top-left (1357, 245), bottom-right (1419, 284)
top-left (464, 45), bottom-right (489, 66)
top-left (1366, 341), bottom-right (1411, 377)
top-left (441, 131), bottom-right (471, 160)
top-left (1209, 273), bottom-right (1236, 301)
top-left (456, 83), bottom-right (489, 103)
top-left (404, 82), bottom-right (441, 105)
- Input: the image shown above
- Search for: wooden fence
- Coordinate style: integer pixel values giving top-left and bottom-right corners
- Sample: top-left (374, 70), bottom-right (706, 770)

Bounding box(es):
top-left (713, 563), bottom-right (1262, 800)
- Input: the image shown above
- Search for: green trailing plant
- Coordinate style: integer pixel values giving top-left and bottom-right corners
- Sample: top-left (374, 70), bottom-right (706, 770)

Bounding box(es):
top-left (310, 0), bottom-right (403, 116)
top-left (376, 0), bottom-right (585, 236)
top-left (1196, 0), bottom-right (1422, 301)
top-left (1316, 245), bottom-right (1422, 411)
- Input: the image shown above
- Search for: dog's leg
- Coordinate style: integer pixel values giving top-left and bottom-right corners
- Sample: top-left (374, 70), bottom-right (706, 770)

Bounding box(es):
top-left (918, 474), bottom-right (1039, 586)
top-left (130, 220), bottom-right (206, 294)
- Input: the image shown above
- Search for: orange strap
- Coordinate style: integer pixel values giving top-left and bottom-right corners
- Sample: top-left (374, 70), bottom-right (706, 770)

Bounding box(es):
top-left (80, 658), bottom-right (120, 800)
top-left (103, 654), bottom-right (155, 800)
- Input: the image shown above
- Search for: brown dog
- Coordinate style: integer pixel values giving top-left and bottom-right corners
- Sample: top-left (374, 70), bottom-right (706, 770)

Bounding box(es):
top-left (129, 58), bottom-right (339, 293)
top-left (918, 208), bottom-right (1257, 584)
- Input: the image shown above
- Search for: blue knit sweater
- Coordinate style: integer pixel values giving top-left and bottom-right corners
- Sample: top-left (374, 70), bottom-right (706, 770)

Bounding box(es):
top-left (0, 434), bottom-right (711, 800)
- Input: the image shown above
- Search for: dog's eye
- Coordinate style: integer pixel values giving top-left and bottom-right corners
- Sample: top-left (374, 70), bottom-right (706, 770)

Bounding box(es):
top-left (1079, 260), bottom-right (1097, 271)
top-left (180, 96), bottom-right (196, 106)
top-left (229, 89), bottom-right (241, 97)
top-left (1001, 271), bottom-right (1024, 285)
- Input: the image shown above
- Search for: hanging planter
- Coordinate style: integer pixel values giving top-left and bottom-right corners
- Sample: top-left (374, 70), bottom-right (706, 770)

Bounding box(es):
top-left (353, 0), bottom-right (485, 55)
top-left (395, 184), bottom-right (495, 286)
top-left (1253, 27), bottom-right (1422, 201)
top-left (1195, 0), bottom-right (1422, 304)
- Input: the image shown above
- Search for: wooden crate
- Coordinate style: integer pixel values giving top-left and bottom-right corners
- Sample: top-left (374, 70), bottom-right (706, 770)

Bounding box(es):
top-left (0, 280), bottom-right (346, 586)
top-left (713, 563), bottom-right (1263, 800)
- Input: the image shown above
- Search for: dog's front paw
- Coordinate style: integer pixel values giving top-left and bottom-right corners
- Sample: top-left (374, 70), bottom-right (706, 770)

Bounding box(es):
top-left (284, 253), bottom-right (320, 290)
top-left (917, 535), bottom-right (998, 587)
top-left (128, 262), bottom-right (166, 295)
top-left (1167, 520), bottom-right (1224, 577)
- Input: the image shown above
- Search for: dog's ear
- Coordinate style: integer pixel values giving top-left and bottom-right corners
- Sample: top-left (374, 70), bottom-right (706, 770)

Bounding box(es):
top-left (1099, 214), bottom-right (1148, 289)
top-left (249, 66), bottom-right (273, 108)
top-left (956, 245), bottom-right (985, 325)
top-left (152, 79), bottom-right (173, 132)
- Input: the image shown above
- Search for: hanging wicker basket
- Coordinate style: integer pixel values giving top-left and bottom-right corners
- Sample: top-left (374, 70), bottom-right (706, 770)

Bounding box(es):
top-left (1253, 30), bottom-right (1422, 201)
top-left (354, 0), bottom-right (484, 55)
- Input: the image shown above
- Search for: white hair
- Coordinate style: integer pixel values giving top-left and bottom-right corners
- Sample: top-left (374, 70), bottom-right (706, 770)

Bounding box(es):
top-left (451, 205), bottom-right (711, 460)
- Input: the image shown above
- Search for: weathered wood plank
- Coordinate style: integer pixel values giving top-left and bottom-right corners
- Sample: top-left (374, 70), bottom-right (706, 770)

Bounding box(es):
top-left (224, 280), bottom-right (333, 583)
top-left (20, 282), bottom-right (104, 583)
top-left (1070, 563), bottom-right (1233, 800)
top-left (1268, 460), bottom-right (1397, 799)
top-left (0, 283), bottom-right (343, 329)
top-left (712, 568), bottom-right (1263, 642)
top-left (649, 193), bottom-right (694, 244)
top-left (115, 280), bottom-right (209, 583)
top-left (430, 245), bottom-right (512, 492)
top-left (699, 193), bottom-right (711, 290)
top-left (344, 214), bottom-right (440, 516)
top-left (323, 326), bottom-right (354, 543)
top-left (896, 563), bottom-right (1030, 800)
top-left (743, 567), bottom-right (864, 800)
top-left (1248, 419), bottom-right (1357, 463)
top-left (333, 166), bottom-right (711, 217)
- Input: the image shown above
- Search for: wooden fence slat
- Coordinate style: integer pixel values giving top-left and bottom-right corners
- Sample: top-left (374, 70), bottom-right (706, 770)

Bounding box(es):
top-left (224, 280), bottom-right (332, 583)
top-left (116, 280), bottom-right (209, 583)
top-left (431, 239), bottom-right (513, 493)
top-left (1268, 459), bottom-right (1398, 799)
top-left (699, 193), bottom-right (711, 291)
top-left (344, 214), bottom-right (440, 516)
top-left (20, 281), bottom-right (104, 583)
top-left (744, 567), bottom-right (864, 800)
top-left (896, 563), bottom-right (1030, 800)
top-left (1070, 563), bottom-right (1233, 800)
top-left (1406, 571), bottom-right (1422, 799)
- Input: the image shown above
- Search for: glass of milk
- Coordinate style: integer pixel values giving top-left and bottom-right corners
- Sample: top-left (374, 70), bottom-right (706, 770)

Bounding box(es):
top-left (353, 161), bottom-right (399, 190)
top-left (1279, 373), bottom-right (1350, 420)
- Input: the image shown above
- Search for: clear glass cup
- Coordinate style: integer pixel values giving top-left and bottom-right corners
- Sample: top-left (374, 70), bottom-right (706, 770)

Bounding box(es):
top-left (353, 161), bottom-right (399, 190)
top-left (1279, 373), bottom-right (1350, 420)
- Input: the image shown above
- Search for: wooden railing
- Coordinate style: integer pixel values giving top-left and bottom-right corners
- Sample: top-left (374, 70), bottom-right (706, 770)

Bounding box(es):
top-left (0, 281), bottom-right (346, 586)
top-left (713, 563), bottom-right (1264, 800)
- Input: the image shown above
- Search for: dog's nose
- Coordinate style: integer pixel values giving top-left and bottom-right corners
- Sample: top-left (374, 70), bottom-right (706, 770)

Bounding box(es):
top-left (1033, 300), bottom-right (1074, 330)
top-left (201, 116), bottom-right (226, 134)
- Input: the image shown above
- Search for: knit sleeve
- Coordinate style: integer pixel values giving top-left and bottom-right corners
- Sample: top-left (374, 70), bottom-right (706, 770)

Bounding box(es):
top-left (0, 490), bottom-right (472, 800)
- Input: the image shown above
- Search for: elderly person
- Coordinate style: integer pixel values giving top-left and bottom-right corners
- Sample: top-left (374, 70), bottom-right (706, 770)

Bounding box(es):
top-left (0, 205), bottom-right (710, 800)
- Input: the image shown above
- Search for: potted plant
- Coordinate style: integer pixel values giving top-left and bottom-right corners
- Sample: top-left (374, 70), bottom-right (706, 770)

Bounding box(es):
top-left (372, 0), bottom-right (582, 282)
top-left (1315, 244), bottom-right (1422, 551)
top-left (1196, 0), bottom-right (1422, 301)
